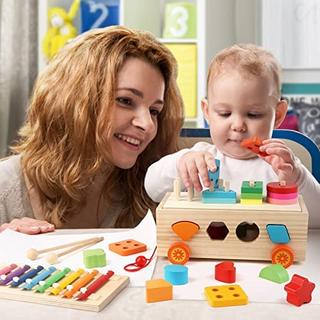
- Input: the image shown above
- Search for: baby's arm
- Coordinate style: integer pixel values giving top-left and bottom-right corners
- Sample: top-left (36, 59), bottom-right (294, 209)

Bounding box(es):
top-left (0, 217), bottom-right (55, 235)
top-left (260, 138), bottom-right (320, 227)
top-left (145, 142), bottom-right (216, 202)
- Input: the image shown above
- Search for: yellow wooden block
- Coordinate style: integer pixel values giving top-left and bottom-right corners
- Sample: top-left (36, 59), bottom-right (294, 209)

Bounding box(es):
top-left (204, 285), bottom-right (248, 307)
top-left (146, 279), bottom-right (173, 303)
top-left (240, 198), bottom-right (263, 205)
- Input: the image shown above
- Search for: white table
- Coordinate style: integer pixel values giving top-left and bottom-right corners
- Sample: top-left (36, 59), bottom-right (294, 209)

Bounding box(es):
top-left (1, 229), bottom-right (319, 320)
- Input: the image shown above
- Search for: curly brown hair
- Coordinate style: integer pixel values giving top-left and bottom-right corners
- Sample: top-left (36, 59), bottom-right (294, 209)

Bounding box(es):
top-left (12, 26), bottom-right (184, 227)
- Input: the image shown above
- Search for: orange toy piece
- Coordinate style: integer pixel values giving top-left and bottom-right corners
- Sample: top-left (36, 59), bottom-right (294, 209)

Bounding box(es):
top-left (171, 221), bottom-right (200, 241)
top-left (109, 239), bottom-right (147, 256)
top-left (146, 279), bottom-right (173, 303)
top-left (167, 241), bottom-right (190, 265)
top-left (271, 245), bottom-right (294, 268)
top-left (240, 136), bottom-right (268, 157)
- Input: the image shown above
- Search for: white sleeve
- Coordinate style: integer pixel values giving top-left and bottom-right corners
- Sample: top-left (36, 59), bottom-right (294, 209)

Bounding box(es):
top-left (145, 142), bottom-right (215, 202)
top-left (296, 163), bottom-right (320, 228)
top-left (144, 148), bottom-right (190, 202)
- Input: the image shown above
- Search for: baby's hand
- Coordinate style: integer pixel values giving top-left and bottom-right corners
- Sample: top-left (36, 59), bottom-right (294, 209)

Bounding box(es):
top-left (0, 217), bottom-right (55, 235)
top-left (260, 139), bottom-right (301, 184)
top-left (177, 151), bottom-right (216, 192)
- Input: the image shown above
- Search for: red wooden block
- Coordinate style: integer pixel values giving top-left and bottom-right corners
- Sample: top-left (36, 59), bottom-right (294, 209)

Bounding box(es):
top-left (215, 261), bottom-right (236, 283)
top-left (284, 274), bottom-right (315, 306)
top-left (240, 136), bottom-right (268, 157)
top-left (267, 182), bottom-right (298, 194)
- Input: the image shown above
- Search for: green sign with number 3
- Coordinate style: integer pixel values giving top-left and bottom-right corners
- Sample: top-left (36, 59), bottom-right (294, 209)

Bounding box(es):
top-left (163, 2), bottom-right (197, 38)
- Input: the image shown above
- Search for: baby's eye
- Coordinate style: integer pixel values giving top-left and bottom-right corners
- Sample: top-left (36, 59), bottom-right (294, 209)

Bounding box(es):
top-left (218, 111), bottom-right (231, 117)
top-left (248, 112), bottom-right (263, 118)
top-left (116, 97), bottom-right (133, 107)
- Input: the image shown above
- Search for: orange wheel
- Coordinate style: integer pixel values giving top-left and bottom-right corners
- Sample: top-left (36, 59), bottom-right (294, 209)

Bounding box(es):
top-left (167, 241), bottom-right (190, 265)
top-left (271, 245), bottom-right (294, 268)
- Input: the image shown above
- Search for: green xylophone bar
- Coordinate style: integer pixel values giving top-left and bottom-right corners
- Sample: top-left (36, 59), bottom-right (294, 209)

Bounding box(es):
top-left (36, 267), bottom-right (71, 293)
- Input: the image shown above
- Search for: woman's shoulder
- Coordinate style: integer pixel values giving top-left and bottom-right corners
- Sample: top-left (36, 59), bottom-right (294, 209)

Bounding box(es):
top-left (0, 155), bottom-right (23, 190)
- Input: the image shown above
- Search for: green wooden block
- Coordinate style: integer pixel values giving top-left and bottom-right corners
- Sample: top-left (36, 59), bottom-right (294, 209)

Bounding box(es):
top-left (162, 2), bottom-right (197, 38)
top-left (259, 264), bottom-right (289, 284)
top-left (241, 181), bottom-right (263, 194)
top-left (83, 248), bottom-right (106, 268)
top-left (240, 192), bottom-right (263, 199)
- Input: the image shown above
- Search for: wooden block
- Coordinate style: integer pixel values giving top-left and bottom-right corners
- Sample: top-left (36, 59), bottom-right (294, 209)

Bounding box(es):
top-left (108, 239), bottom-right (147, 256)
top-left (204, 284), bottom-right (248, 307)
top-left (156, 192), bottom-right (308, 262)
top-left (241, 181), bottom-right (263, 194)
top-left (146, 279), bottom-right (172, 303)
top-left (267, 182), bottom-right (298, 194)
top-left (240, 198), bottom-right (263, 205)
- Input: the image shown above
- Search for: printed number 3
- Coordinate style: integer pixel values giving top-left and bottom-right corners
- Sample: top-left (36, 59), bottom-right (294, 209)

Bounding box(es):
top-left (169, 6), bottom-right (189, 37)
top-left (88, 0), bottom-right (109, 29)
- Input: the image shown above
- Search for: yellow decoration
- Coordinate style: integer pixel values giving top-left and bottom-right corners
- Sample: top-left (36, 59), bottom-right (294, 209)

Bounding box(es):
top-left (204, 285), bottom-right (248, 307)
top-left (165, 43), bottom-right (197, 118)
top-left (42, 0), bottom-right (80, 60)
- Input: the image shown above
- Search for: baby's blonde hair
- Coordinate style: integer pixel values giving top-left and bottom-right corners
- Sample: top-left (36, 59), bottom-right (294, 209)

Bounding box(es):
top-left (207, 44), bottom-right (282, 99)
top-left (12, 26), bottom-right (184, 227)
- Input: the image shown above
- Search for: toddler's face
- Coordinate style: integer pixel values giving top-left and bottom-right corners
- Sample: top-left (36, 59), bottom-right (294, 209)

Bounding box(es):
top-left (203, 70), bottom-right (278, 159)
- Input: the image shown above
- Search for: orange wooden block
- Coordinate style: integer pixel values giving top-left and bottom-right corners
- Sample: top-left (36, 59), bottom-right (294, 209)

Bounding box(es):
top-left (171, 221), bottom-right (200, 241)
top-left (240, 136), bottom-right (268, 157)
top-left (108, 239), bottom-right (147, 256)
top-left (146, 279), bottom-right (173, 303)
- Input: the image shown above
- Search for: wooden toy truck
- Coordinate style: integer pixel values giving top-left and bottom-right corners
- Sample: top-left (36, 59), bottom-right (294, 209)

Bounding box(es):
top-left (156, 191), bottom-right (308, 267)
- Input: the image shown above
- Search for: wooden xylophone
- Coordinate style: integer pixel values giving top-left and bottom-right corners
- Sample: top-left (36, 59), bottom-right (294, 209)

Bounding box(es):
top-left (0, 263), bottom-right (129, 312)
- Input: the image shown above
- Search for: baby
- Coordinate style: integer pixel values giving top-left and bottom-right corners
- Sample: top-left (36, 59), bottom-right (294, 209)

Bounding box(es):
top-left (145, 44), bottom-right (320, 228)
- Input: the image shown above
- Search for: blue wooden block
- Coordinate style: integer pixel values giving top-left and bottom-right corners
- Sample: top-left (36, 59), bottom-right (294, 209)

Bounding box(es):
top-left (164, 264), bottom-right (188, 285)
top-left (202, 189), bottom-right (237, 204)
top-left (208, 159), bottom-right (220, 187)
top-left (266, 224), bottom-right (290, 244)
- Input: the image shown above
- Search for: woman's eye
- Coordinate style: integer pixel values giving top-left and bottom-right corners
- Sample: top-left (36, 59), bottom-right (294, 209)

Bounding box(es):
top-left (150, 108), bottom-right (161, 117)
top-left (116, 97), bottom-right (133, 106)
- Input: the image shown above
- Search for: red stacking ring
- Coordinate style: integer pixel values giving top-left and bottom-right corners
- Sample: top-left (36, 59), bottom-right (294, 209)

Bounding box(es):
top-left (266, 182), bottom-right (298, 194)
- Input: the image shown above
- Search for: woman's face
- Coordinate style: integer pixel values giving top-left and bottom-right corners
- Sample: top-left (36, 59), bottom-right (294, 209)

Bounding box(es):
top-left (109, 57), bottom-right (165, 169)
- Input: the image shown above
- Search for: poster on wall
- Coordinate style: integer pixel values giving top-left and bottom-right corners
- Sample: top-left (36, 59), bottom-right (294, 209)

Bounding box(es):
top-left (80, 0), bottom-right (119, 33)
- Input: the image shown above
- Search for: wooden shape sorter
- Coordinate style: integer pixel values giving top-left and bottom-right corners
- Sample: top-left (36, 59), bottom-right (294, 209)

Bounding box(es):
top-left (156, 192), bottom-right (309, 262)
top-left (0, 266), bottom-right (129, 312)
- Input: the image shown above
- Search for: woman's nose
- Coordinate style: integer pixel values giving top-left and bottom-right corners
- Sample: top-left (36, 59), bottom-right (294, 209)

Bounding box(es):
top-left (132, 109), bottom-right (154, 131)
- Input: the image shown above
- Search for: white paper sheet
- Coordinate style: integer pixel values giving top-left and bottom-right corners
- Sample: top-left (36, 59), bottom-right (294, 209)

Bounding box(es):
top-left (0, 210), bottom-right (156, 287)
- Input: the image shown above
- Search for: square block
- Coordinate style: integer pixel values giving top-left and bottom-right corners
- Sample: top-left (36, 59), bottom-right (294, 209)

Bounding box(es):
top-left (241, 181), bottom-right (263, 194)
top-left (146, 279), bottom-right (173, 303)
top-left (204, 284), bottom-right (248, 307)
top-left (240, 192), bottom-right (263, 199)
top-left (240, 198), bottom-right (263, 205)
top-left (108, 239), bottom-right (147, 256)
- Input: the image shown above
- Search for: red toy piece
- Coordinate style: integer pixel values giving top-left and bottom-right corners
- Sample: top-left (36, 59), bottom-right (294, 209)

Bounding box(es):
top-left (240, 136), bottom-right (268, 157)
top-left (215, 261), bottom-right (236, 283)
top-left (284, 274), bottom-right (315, 306)
top-left (124, 247), bottom-right (157, 272)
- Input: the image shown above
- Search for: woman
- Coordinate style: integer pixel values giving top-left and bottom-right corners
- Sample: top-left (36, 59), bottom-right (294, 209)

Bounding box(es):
top-left (0, 26), bottom-right (184, 234)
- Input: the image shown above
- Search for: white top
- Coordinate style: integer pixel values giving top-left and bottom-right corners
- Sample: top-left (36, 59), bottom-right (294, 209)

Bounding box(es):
top-left (145, 142), bottom-right (320, 228)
